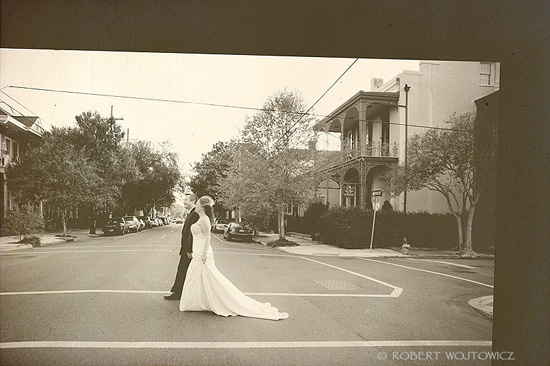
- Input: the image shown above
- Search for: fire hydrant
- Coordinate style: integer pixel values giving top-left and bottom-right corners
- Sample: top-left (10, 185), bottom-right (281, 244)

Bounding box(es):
top-left (402, 237), bottom-right (410, 255)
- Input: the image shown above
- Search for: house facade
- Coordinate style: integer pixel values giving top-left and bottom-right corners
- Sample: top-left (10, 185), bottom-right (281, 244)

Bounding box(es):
top-left (314, 60), bottom-right (500, 213)
top-left (0, 104), bottom-right (45, 223)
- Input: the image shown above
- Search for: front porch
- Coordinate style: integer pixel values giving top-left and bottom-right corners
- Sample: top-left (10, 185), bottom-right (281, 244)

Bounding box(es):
top-left (315, 155), bottom-right (398, 210)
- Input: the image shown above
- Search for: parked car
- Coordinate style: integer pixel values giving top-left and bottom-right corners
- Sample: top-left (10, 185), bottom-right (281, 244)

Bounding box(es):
top-left (223, 222), bottom-right (253, 242)
top-left (102, 217), bottom-right (130, 235)
top-left (138, 216), bottom-right (153, 229)
top-left (123, 216), bottom-right (141, 232)
top-left (137, 218), bottom-right (145, 231)
top-left (160, 217), bottom-right (169, 225)
top-left (175, 217), bottom-right (184, 224)
top-left (212, 218), bottom-right (230, 233)
top-left (154, 218), bottom-right (163, 226)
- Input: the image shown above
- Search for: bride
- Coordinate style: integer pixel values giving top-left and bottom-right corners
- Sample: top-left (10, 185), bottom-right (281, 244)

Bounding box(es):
top-left (179, 196), bottom-right (289, 320)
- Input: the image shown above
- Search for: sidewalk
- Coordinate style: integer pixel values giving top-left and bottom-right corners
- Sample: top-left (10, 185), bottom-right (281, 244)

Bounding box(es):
top-left (468, 295), bottom-right (494, 319)
top-left (252, 232), bottom-right (479, 259)
top-left (0, 229), bottom-right (98, 252)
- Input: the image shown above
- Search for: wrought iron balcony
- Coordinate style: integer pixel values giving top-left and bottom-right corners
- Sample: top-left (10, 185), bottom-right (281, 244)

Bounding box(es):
top-left (343, 142), bottom-right (399, 160)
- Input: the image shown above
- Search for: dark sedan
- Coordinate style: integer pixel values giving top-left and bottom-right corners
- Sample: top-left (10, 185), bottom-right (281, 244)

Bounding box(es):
top-left (102, 217), bottom-right (130, 235)
top-left (223, 222), bottom-right (253, 242)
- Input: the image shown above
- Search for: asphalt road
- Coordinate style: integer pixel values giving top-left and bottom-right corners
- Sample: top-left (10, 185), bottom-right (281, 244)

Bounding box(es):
top-left (0, 224), bottom-right (494, 365)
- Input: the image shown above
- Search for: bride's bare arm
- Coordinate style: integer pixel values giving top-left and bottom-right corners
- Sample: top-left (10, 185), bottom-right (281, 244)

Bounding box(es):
top-left (199, 217), bottom-right (212, 263)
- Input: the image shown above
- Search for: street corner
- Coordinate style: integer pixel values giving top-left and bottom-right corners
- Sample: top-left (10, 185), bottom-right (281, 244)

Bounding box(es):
top-left (468, 295), bottom-right (493, 319)
top-left (0, 242), bottom-right (34, 252)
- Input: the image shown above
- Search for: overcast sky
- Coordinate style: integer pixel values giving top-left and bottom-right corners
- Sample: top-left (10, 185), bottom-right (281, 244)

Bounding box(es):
top-left (0, 49), bottom-right (420, 176)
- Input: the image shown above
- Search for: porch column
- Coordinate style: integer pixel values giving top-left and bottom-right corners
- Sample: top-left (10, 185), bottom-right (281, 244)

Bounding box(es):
top-left (359, 100), bottom-right (369, 155)
top-left (340, 118), bottom-right (345, 152)
top-left (360, 159), bottom-right (368, 208)
top-left (339, 169), bottom-right (344, 206)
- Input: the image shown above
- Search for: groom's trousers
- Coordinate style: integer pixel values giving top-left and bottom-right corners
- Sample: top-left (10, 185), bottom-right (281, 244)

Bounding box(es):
top-left (170, 255), bottom-right (192, 297)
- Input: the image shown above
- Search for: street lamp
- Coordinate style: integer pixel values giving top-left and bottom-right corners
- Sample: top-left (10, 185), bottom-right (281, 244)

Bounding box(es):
top-left (403, 84), bottom-right (411, 213)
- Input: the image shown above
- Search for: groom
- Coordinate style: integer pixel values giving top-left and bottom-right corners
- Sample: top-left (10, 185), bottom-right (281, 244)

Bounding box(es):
top-left (164, 193), bottom-right (199, 300)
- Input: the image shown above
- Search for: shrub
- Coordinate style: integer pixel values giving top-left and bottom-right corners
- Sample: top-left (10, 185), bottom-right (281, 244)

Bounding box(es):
top-left (267, 238), bottom-right (299, 247)
top-left (19, 235), bottom-right (41, 247)
top-left (303, 202), bottom-right (328, 236)
top-left (2, 207), bottom-right (45, 240)
top-left (318, 207), bottom-right (458, 249)
top-left (284, 203), bottom-right (329, 236)
top-left (285, 214), bottom-right (304, 234)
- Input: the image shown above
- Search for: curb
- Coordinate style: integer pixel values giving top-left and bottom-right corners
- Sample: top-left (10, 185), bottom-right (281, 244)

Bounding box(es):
top-left (468, 295), bottom-right (493, 319)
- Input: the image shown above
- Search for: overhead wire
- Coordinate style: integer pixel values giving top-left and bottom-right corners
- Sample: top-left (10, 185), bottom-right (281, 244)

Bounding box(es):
top-left (272, 58), bottom-right (359, 149)
top-left (0, 91), bottom-right (53, 131)
top-left (6, 85), bottom-right (314, 117)
top-left (4, 85), bottom-right (472, 133)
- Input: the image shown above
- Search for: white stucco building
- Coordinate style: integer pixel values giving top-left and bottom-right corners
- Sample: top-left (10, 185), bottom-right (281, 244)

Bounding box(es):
top-left (314, 60), bottom-right (500, 213)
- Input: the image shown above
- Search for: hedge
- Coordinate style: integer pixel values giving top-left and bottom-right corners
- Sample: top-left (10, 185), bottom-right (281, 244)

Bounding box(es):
top-left (318, 206), bottom-right (458, 249)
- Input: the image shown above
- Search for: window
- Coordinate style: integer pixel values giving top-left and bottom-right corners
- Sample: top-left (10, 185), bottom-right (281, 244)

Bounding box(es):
top-left (5, 137), bottom-right (11, 155)
top-left (480, 62), bottom-right (492, 85)
top-left (366, 121), bottom-right (373, 145)
top-left (348, 130), bottom-right (355, 149)
top-left (13, 141), bottom-right (19, 159)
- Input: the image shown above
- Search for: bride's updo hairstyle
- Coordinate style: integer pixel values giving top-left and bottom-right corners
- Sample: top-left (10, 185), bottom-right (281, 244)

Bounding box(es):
top-left (198, 196), bottom-right (215, 222)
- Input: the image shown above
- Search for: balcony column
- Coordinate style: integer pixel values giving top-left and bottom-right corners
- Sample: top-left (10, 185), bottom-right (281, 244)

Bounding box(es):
top-left (339, 118), bottom-right (345, 152)
top-left (339, 168), bottom-right (345, 206)
top-left (359, 100), bottom-right (369, 156)
top-left (360, 158), bottom-right (368, 208)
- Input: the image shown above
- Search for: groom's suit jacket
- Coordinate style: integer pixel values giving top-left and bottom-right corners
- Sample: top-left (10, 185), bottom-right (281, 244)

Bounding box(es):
top-left (180, 208), bottom-right (200, 255)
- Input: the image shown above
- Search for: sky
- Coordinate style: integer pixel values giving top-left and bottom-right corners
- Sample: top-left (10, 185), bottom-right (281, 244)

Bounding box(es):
top-left (0, 49), bottom-right (420, 177)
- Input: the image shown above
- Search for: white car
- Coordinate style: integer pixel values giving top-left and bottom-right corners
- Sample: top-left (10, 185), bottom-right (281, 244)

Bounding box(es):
top-left (123, 216), bottom-right (141, 232)
top-left (212, 218), bottom-right (230, 233)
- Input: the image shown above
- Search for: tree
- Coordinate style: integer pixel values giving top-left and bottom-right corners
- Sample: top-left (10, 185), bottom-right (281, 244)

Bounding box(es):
top-left (122, 141), bottom-right (183, 216)
top-left (391, 112), bottom-right (479, 256)
top-left (66, 111), bottom-right (137, 233)
top-left (220, 89), bottom-right (316, 240)
top-left (6, 128), bottom-right (99, 236)
top-left (188, 140), bottom-right (233, 217)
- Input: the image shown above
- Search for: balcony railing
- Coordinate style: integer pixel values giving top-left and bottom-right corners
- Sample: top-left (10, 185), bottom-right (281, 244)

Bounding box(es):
top-left (343, 142), bottom-right (398, 160)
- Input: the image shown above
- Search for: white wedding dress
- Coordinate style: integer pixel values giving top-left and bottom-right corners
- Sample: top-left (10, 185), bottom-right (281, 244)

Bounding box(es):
top-left (179, 220), bottom-right (289, 320)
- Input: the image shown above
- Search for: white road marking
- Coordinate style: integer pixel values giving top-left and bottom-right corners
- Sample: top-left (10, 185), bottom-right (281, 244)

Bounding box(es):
top-left (406, 258), bottom-right (476, 269)
top-left (0, 290), bottom-right (396, 298)
top-left (28, 245), bottom-right (262, 251)
top-left (0, 250), bottom-right (291, 256)
top-left (33, 245), bottom-right (177, 250)
top-left (299, 257), bottom-right (403, 297)
top-left (361, 258), bottom-right (493, 289)
top-left (112, 233), bottom-right (140, 240)
top-left (0, 290), bottom-right (168, 296)
top-left (212, 234), bottom-right (258, 248)
top-left (1, 250), bottom-right (177, 254)
top-left (0, 340), bottom-right (492, 349)
top-left (160, 235), bottom-right (167, 239)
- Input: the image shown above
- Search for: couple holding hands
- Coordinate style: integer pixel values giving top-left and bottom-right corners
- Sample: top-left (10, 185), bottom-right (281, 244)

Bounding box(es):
top-left (165, 193), bottom-right (288, 321)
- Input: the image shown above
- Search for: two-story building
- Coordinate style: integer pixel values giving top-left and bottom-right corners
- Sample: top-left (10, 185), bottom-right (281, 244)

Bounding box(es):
top-left (314, 60), bottom-right (500, 213)
top-left (0, 104), bottom-right (45, 224)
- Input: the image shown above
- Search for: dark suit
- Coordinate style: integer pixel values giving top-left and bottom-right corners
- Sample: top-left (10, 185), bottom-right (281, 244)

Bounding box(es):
top-left (169, 208), bottom-right (199, 297)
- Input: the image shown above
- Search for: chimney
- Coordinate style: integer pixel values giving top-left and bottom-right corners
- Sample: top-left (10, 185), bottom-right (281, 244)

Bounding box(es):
top-left (371, 78), bottom-right (384, 90)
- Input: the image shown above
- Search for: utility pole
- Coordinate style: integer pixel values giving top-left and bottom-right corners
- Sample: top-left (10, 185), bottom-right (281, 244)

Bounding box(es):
top-left (109, 105), bottom-right (125, 141)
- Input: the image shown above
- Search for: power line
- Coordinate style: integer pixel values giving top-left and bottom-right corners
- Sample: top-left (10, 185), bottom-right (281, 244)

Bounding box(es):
top-left (0, 91), bottom-right (52, 130)
top-left (323, 117), bottom-right (472, 133)
top-left (4, 85), bottom-right (471, 133)
top-left (272, 58), bottom-right (359, 149)
top-left (6, 85), bottom-right (313, 117)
